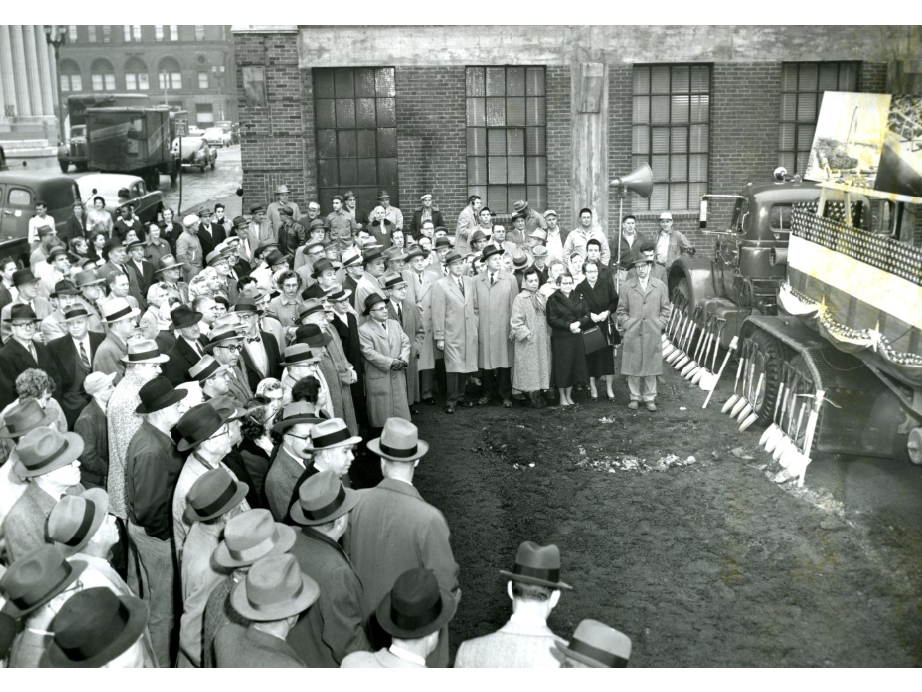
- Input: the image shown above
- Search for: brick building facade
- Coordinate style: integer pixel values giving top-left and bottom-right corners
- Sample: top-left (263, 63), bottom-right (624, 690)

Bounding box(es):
top-left (232, 25), bottom-right (915, 257)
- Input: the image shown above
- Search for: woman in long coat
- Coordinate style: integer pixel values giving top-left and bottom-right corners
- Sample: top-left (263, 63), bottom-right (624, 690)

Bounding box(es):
top-left (616, 256), bottom-right (672, 410)
top-left (546, 272), bottom-right (593, 406)
top-left (510, 267), bottom-right (552, 408)
top-left (576, 260), bottom-right (619, 400)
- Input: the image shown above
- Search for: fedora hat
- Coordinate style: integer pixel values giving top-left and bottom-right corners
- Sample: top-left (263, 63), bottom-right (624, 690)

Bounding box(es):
top-left (176, 402), bottom-right (232, 452)
top-left (73, 269), bottom-right (105, 287)
top-left (42, 587), bottom-right (148, 668)
top-left (249, 204), bottom-right (265, 215)
top-left (205, 326), bottom-right (245, 353)
top-left (0, 397), bottom-right (54, 438)
top-left (135, 376), bottom-right (187, 413)
top-left (362, 293), bottom-right (387, 316)
top-left (443, 251), bottom-right (464, 267)
top-left (120, 339), bottom-right (169, 365)
top-left (434, 237), bottom-right (452, 250)
top-left (529, 228), bottom-right (548, 240)
top-left (47, 488), bottom-right (109, 556)
top-left (367, 418), bottom-right (428, 462)
top-left (188, 356), bottom-right (229, 383)
top-left (155, 255), bottom-right (189, 274)
top-left (297, 298), bottom-right (325, 321)
top-left (376, 190), bottom-right (390, 200)
top-left (376, 568), bottom-right (456, 639)
top-left (499, 540), bottom-right (573, 590)
top-left (533, 246), bottom-right (549, 258)
top-left (210, 394), bottom-right (248, 423)
top-left (512, 200), bottom-right (529, 213)
top-left (230, 553), bottom-right (319, 622)
top-left (325, 286), bottom-right (352, 302)
top-left (307, 418), bottom-right (362, 451)
top-left (100, 297), bottom-right (140, 324)
top-left (213, 509), bottom-right (297, 568)
top-left (4, 304), bottom-right (39, 323)
top-left (382, 273), bottom-right (407, 291)
top-left (13, 268), bottom-right (38, 287)
top-left (232, 215), bottom-right (248, 229)
top-left (264, 249), bottom-right (287, 267)
top-left (470, 229), bottom-right (488, 243)
top-left (362, 247), bottom-right (385, 266)
top-left (512, 251), bottom-right (529, 268)
top-left (125, 240), bottom-right (144, 253)
top-left (232, 296), bottom-right (261, 314)
top-left (170, 304), bottom-right (203, 330)
top-left (47, 247), bottom-right (69, 262)
top-left (295, 323), bottom-right (333, 349)
top-left (629, 252), bottom-right (654, 267)
top-left (275, 184), bottom-right (290, 195)
top-left (83, 371), bottom-right (116, 397)
top-left (184, 467), bottom-right (249, 524)
top-left (206, 250), bottom-right (229, 267)
top-left (310, 258), bottom-right (336, 279)
top-left (37, 225), bottom-right (56, 237)
top-left (0, 545), bottom-right (87, 618)
top-left (341, 249), bottom-right (362, 267)
top-left (51, 280), bottom-right (80, 298)
top-left (279, 343), bottom-right (322, 369)
top-left (290, 469), bottom-right (359, 526)
top-left (481, 244), bottom-right (502, 261)
top-left (404, 247), bottom-right (427, 263)
top-left (384, 247), bottom-right (408, 262)
top-left (271, 400), bottom-right (324, 433)
top-left (62, 306), bottom-right (90, 322)
top-left (555, 619), bottom-right (632, 668)
top-left (14, 427), bottom-right (84, 478)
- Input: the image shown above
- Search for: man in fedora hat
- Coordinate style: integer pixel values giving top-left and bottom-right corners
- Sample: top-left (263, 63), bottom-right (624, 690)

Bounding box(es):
top-left (268, 184), bottom-right (302, 238)
top-left (293, 239), bottom-right (324, 288)
top-left (358, 294), bottom-right (411, 429)
top-left (215, 553), bottom-right (319, 667)
top-left (354, 248), bottom-right (388, 328)
top-left (473, 244), bottom-right (517, 408)
top-left (196, 208), bottom-right (228, 263)
top-left (35, 246), bottom-right (72, 299)
top-left (455, 540), bottom-right (572, 667)
top-left (73, 372), bottom-right (116, 491)
top-left (48, 305), bottom-right (106, 428)
top-left (628, 242), bottom-right (667, 283)
top-left (231, 215), bottom-right (256, 270)
top-left (0, 398), bottom-right (56, 525)
top-left (454, 194), bottom-right (482, 256)
top-left (41, 279), bottom-right (92, 343)
top-left (178, 467), bottom-right (249, 667)
top-left (234, 295), bottom-right (282, 392)
top-left (124, 240), bottom-right (156, 311)
top-left (431, 251), bottom-right (478, 413)
top-left (0, 268), bottom-right (53, 345)
top-left (564, 207), bottom-right (611, 268)
top-left (348, 418), bottom-right (460, 667)
top-left (73, 268), bottom-right (110, 328)
top-left (205, 325), bottom-right (253, 406)
top-left (176, 214), bottom-right (204, 283)
top-left (202, 508), bottom-right (297, 666)
top-left (383, 273), bottom-right (425, 412)
top-left (342, 567), bottom-right (457, 668)
top-left (93, 296), bottom-right (142, 384)
top-left (286, 470), bottom-right (371, 666)
top-left (0, 304), bottom-right (61, 411)
top-left (264, 400), bottom-right (324, 522)
top-left (367, 189), bottom-right (403, 230)
top-left (616, 253), bottom-right (670, 412)
top-left (41, 586), bottom-right (154, 668)
top-left (2, 427), bottom-right (84, 561)
top-left (190, 354), bottom-right (232, 402)
top-left (296, 305), bottom-right (358, 431)
top-left (162, 303), bottom-right (207, 385)
top-left (107, 340), bottom-right (170, 524)
top-left (402, 247), bottom-right (439, 405)
top-left (555, 619), bottom-right (632, 668)
top-left (247, 204), bottom-right (275, 248)
top-left (341, 249), bottom-right (364, 309)
top-left (511, 199), bottom-right (548, 237)
top-left (154, 255), bottom-right (191, 305)
top-left (302, 257), bottom-right (339, 301)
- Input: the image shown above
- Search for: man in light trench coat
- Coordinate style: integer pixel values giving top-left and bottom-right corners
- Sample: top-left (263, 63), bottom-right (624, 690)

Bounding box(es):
top-left (431, 252), bottom-right (478, 414)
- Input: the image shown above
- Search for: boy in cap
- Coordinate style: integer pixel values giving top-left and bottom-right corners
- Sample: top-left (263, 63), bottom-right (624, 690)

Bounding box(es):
top-left (655, 210), bottom-right (694, 268)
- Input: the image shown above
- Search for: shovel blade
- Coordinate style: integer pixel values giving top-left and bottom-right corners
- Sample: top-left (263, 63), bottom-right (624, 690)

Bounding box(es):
top-left (730, 397), bottom-right (748, 418)
top-left (760, 423), bottom-right (778, 447)
top-left (721, 394), bottom-right (740, 413)
top-left (740, 411), bottom-right (759, 432)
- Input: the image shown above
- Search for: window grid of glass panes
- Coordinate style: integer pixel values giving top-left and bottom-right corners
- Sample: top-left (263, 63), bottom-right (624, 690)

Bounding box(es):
top-left (465, 66), bottom-right (547, 214)
top-left (313, 67), bottom-right (399, 221)
top-left (632, 64), bottom-right (711, 211)
top-left (778, 62), bottom-right (859, 176)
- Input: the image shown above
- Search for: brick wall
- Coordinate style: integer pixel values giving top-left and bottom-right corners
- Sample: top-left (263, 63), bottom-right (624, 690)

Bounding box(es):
top-left (395, 67), bottom-right (467, 228)
top-left (607, 64), bottom-right (637, 246)
top-left (859, 61), bottom-right (888, 94)
top-left (545, 65), bottom-right (572, 229)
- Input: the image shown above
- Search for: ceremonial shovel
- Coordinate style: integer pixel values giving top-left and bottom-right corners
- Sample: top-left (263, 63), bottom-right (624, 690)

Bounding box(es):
top-left (671, 307), bottom-right (699, 368)
top-left (698, 318), bottom-right (726, 388)
top-left (663, 308), bottom-right (685, 358)
top-left (667, 308), bottom-right (695, 365)
top-left (682, 315), bottom-right (711, 377)
top-left (702, 335), bottom-right (738, 409)
top-left (719, 338), bottom-right (748, 412)
top-left (773, 385), bottom-right (806, 462)
top-left (766, 371), bottom-right (798, 454)
top-left (739, 370), bottom-right (764, 430)
top-left (689, 318), bottom-right (715, 383)
top-left (730, 350), bottom-right (756, 418)
top-left (778, 394), bottom-right (810, 470)
top-left (760, 362), bottom-right (789, 447)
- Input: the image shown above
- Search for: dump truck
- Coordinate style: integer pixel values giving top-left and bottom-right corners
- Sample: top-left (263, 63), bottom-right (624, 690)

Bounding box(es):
top-left (57, 93), bottom-right (150, 172)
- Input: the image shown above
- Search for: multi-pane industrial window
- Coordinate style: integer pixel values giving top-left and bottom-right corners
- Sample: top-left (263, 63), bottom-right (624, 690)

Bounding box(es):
top-left (466, 66), bottom-right (546, 214)
top-left (155, 25), bottom-right (164, 41)
top-left (195, 25), bottom-right (205, 41)
top-left (313, 67), bottom-right (399, 221)
top-left (102, 26), bottom-right (111, 44)
top-left (632, 64), bottom-right (710, 211)
top-left (170, 26), bottom-right (178, 41)
top-left (123, 25), bottom-right (141, 42)
top-left (60, 60), bottom-right (81, 92)
top-left (779, 62), bottom-right (859, 175)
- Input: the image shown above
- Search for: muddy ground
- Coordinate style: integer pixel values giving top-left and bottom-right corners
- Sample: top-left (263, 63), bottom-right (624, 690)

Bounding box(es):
top-left (402, 354), bottom-right (922, 667)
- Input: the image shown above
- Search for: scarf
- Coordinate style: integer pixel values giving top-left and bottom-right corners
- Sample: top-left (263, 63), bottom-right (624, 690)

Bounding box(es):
top-left (520, 283), bottom-right (546, 313)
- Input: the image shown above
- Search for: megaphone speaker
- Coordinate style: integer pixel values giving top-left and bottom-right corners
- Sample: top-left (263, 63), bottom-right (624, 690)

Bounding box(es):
top-left (610, 162), bottom-right (654, 199)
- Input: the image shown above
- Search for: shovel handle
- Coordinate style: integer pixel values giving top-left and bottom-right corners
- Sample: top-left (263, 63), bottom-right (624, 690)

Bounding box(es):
top-left (702, 336), bottom-right (738, 409)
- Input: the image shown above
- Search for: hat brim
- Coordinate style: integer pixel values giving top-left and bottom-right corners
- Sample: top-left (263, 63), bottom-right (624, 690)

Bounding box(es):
top-left (172, 311), bottom-right (204, 329)
top-left (62, 312), bottom-right (92, 322)
top-left (121, 353), bottom-right (171, 365)
top-left (212, 523), bottom-right (297, 568)
top-left (135, 387), bottom-right (188, 414)
top-left (290, 485), bottom-right (360, 526)
top-left (0, 407), bottom-right (55, 438)
top-left (271, 415), bottom-right (324, 434)
top-left (75, 277), bottom-right (106, 286)
top-left (176, 408), bottom-right (233, 453)
top-left (498, 570), bottom-right (573, 591)
top-left (155, 263), bottom-right (189, 274)
top-left (14, 433), bottom-right (85, 478)
top-left (553, 641), bottom-right (619, 668)
top-left (305, 434), bottom-right (362, 454)
top-left (43, 594), bottom-right (148, 668)
top-left (55, 488), bottom-right (109, 557)
top-left (103, 307), bottom-right (141, 324)
top-left (376, 584), bottom-right (456, 639)
top-left (230, 570), bottom-right (320, 622)
top-left (184, 481), bottom-right (249, 524)
top-left (3, 559), bottom-right (87, 619)
top-left (366, 437), bottom-right (429, 462)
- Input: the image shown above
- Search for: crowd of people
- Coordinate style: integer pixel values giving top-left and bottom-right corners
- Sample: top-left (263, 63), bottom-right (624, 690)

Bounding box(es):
top-left (0, 183), bottom-right (693, 667)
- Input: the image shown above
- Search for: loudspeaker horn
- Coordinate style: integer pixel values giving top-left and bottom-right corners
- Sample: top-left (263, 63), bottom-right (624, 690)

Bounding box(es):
top-left (610, 162), bottom-right (654, 199)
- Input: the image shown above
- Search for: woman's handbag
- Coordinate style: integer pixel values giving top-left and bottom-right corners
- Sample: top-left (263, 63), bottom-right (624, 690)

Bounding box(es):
top-left (581, 326), bottom-right (607, 354)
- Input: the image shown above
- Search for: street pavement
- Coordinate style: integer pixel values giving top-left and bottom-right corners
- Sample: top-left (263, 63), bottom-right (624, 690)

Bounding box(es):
top-left (158, 143), bottom-right (243, 218)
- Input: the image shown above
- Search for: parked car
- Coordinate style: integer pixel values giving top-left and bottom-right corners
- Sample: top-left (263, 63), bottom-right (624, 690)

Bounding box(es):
top-left (171, 137), bottom-right (217, 172)
top-left (202, 127), bottom-right (232, 148)
top-left (0, 144), bottom-right (7, 171)
top-left (0, 170), bottom-right (81, 266)
top-left (187, 125), bottom-right (205, 137)
top-left (77, 172), bottom-right (164, 226)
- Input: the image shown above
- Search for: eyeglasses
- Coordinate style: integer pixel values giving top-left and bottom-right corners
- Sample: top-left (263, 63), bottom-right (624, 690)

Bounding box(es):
top-left (286, 432), bottom-right (312, 441)
top-left (218, 344), bottom-right (242, 353)
top-left (12, 322), bottom-right (36, 330)
top-left (210, 427), bottom-right (230, 440)
top-left (370, 306), bottom-right (389, 313)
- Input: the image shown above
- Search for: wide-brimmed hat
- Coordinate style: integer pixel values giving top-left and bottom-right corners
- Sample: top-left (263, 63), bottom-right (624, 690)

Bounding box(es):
top-left (206, 250), bottom-right (229, 267)
top-left (125, 240), bottom-right (144, 254)
top-left (232, 215), bottom-right (248, 229)
top-left (434, 237), bottom-right (452, 251)
top-left (404, 247), bottom-right (427, 263)
top-left (232, 296), bottom-right (261, 314)
top-left (0, 398), bottom-right (54, 438)
top-left (295, 323), bottom-right (333, 350)
top-left (73, 269), bottom-right (105, 287)
top-left (42, 587), bottom-right (148, 668)
top-left (155, 255), bottom-right (188, 274)
top-left (176, 402), bottom-right (233, 452)
top-left (469, 230), bottom-right (489, 243)
top-left (310, 258), bottom-right (336, 279)
top-left (533, 246), bottom-right (549, 258)
top-left (275, 184), bottom-right (290, 195)
top-left (188, 355), bottom-right (229, 383)
top-left (47, 488), bottom-right (110, 556)
top-left (367, 418), bottom-right (428, 462)
top-left (376, 190), bottom-right (390, 200)
top-left (308, 218), bottom-right (327, 232)
top-left (384, 247), bottom-right (409, 263)
top-left (264, 249), bottom-right (287, 267)
top-left (279, 343), bottom-right (322, 369)
top-left (376, 567), bottom-right (456, 639)
top-left (4, 304), bottom-right (39, 323)
top-left (120, 339), bottom-right (169, 366)
top-left (13, 269), bottom-right (38, 287)
top-left (382, 274), bottom-right (407, 291)
top-left (325, 286), bottom-right (352, 302)
top-left (529, 228), bottom-right (548, 240)
top-left (481, 244), bottom-right (503, 261)
top-left (296, 298), bottom-right (325, 322)
top-left (205, 326), bottom-right (245, 353)
top-left (362, 293), bottom-right (387, 316)
top-left (62, 306), bottom-right (90, 323)
top-left (555, 619), bottom-right (632, 668)
top-left (0, 546), bottom-right (87, 618)
top-left (512, 251), bottom-right (529, 268)
top-left (213, 509), bottom-right (297, 568)
top-left (230, 553), bottom-right (319, 622)
top-left (512, 200), bottom-right (529, 213)
top-left (443, 251), bottom-right (464, 267)
top-left (290, 469), bottom-right (360, 526)
top-left (307, 418), bottom-right (362, 451)
top-left (629, 252), bottom-right (654, 267)
top-left (271, 400), bottom-right (324, 433)
top-left (341, 249), bottom-right (363, 267)
top-left (499, 540), bottom-right (573, 590)
top-left (14, 427), bottom-right (84, 478)
top-left (184, 467), bottom-right (249, 524)
top-left (135, 375), bottom-right (187, 413)
top-left (171, 304), bottom-right (203, 330)
top-left (100, 297), bottom-right (140, 324)
top-left (83, 372), bottom-right (117, 396)
top-left (50, 280), bottom-right (81, 300)
top-left (362, 248), bottom-right (385, 266)
top-left (37, 225), bottom-right (56, 237)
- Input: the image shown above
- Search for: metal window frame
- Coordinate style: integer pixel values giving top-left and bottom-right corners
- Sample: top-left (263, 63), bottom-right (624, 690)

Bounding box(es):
top-left (632, 63), bottom-right (712, 212)
top-left (778, 61), bottom-right (860, 175)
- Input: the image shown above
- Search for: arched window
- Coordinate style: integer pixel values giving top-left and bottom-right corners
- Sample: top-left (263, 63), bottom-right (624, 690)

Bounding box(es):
top-left (158, 57), bottom-right (182, 90)
top-left (90, 57), bottom-right (116, 92)
top-left (125, 57), bottom-right (150, 91)
top-left (59, 59), bottom-right (82, 93)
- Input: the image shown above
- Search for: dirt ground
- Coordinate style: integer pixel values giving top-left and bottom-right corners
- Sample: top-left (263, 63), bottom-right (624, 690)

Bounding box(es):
top-left (402, 353), bottom-right (922, 667)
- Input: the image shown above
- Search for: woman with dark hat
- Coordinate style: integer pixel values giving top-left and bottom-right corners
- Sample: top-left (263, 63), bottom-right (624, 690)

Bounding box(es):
top-left (545, 271), bottom-right (592, 407)
top-left (576, 259), bottom-right (619, 400)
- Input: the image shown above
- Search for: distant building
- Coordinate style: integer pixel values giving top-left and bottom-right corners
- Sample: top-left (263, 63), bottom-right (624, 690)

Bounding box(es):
top-left (0, 25), bottom-right (63, 142)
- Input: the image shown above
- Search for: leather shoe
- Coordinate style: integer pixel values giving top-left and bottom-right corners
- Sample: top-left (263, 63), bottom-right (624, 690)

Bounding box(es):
top-left (422, 397), bottom-right (435, 405)
top-left (628, 401), bottom-right (639, 410)
top-left (458, 400), bottom-right (475, 408)
top-left (477, 396), bottom-right (491, 406)
top-left (444, 405), bottom-right (455, 414)
top-left (410, 407), bottom-right (420, 415)
top-left (502, 399), bottom-right (513, 408)
top-left (645, 402), bottom-right (658, 412)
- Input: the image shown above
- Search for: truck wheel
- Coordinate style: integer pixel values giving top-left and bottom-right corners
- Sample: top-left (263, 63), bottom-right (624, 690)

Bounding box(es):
top-left (58, 160), bottom-right (69, 173)
top-left (744, 328), bottom-right (788, 426)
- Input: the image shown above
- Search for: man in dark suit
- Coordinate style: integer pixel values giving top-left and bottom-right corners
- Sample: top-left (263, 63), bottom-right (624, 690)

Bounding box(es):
top-left (234, 296), bottom-right (281, 392)
top-left (60, 201), bottom-right (88, 245)
top-left (162, 304), bottom-right (207, 385)
top-left (0, 257), bottom-right (17, 313)
top-left (48, 306), bottom-right (106, 429)
top-left (0, 304), bottom-right (61, 410)
top-left (124, 241), bottom-right (155, 312)
top-left (196, 210), bottom-right (227, 259)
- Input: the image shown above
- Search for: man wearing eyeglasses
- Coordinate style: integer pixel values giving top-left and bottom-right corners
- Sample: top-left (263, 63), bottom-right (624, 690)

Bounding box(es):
top-left (654, 211), bottom-right (694, 268)
top-left (206, 327), bottom-right (253, 407)
top-left (0, 304), bottom-right (61, 410)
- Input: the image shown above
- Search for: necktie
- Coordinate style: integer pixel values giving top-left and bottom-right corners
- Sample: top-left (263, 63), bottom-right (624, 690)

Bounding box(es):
top-left (397, 303), bottom-right (403, 323)
top-left (491, 273), bottom-right (496, 286)
top-left (78, 341), bottom-right (91, 370)
top-left (29, 343), bottom-right (37, 362)
top-left (458, 279), bottom-right (465, 297)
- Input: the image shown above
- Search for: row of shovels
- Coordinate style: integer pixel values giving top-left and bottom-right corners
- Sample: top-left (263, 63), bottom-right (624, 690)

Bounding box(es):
top-left (661, 300), bottom-right (727, 391)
